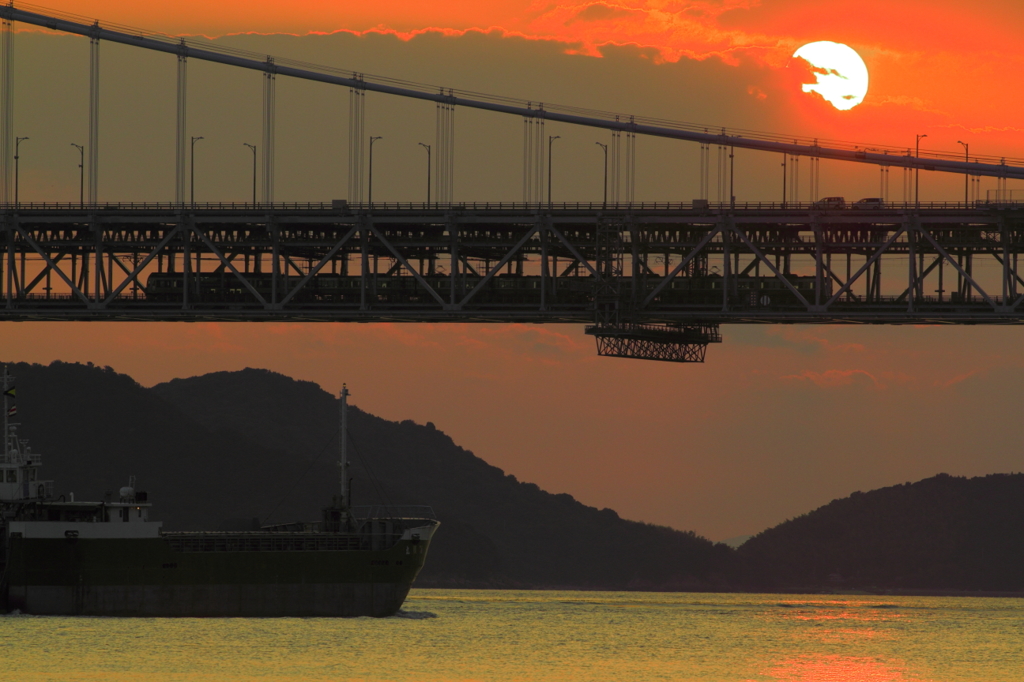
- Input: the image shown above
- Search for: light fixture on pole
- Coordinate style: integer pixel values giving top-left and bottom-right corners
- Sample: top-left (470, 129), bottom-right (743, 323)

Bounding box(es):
top-left (730, 144), bottom-right (735, 209)
top-left (14, 137), bottom-right (28, 207)
top-left (547, 135), bottom-right (561, 207)
top-left (957, 140), bottom-right (969, 206)
top-left (418, 142), bottom-right (431, 206)
top-left (243, 143), bottom-right (257, 205)
top-left (368, 136), bottom-right (383, 205)
top-left (595, 142), bottom-right (608, 207)
top-left (915, 133), bottom-right (927, 207)
top-left (191, 136), bottom-right (204, 207)
top-left (781, 153), bottom-right (787, 208)
top-left (71, 143), bottom-right (84, 208)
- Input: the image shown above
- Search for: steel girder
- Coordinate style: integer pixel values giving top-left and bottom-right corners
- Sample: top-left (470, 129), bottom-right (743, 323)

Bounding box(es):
top-left (2, 205), bottom-right (1024, 325)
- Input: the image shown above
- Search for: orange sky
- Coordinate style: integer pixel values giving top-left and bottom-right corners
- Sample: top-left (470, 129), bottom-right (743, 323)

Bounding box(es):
top-left (32, 0), bottom-right (1024, 148)
top-left (5, 1), bottom-right (1024, 541)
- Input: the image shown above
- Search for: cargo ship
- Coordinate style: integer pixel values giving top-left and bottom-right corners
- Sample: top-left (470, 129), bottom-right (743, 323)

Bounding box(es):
top-left (0, 369), bottom-right (438, 617)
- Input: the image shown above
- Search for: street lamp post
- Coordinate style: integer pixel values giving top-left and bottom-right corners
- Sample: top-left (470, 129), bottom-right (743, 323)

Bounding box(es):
top-left (957, 140), bottom-right (969, 206)
top-left (729, 145), bottom-right (735, 209)
top-left (243, 143), bottom-right (257, 205)
top-left (190, 136), bottom-right (204, 207)
top-left (595, 142), bottom-right (608, 207)
top-left (71, 143), bottom-right (84, 208)
top-left (915, 133), bottom-right (927, 207)
top-left (547, 135), bottom-right (561, 207)
top-left (14, 137), bottom-right (28, 206)
top-left (781, 153), bottom-right (787, 208)
top-left (368, 136), bottom-right (383, 205)
top-left (418, 142), bottom-right (431, 206)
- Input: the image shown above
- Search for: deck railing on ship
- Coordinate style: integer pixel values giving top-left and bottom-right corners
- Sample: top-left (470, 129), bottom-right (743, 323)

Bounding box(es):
top-left (162, 533), bottom-right (368, 553)
top-left (351, 505), bottom-right (436, 521)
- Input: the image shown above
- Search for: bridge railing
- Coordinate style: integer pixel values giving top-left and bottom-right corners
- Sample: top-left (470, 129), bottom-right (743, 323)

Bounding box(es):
top-left (0, 200), bottom-right (1019, 212)
top-left (3, 291), bottom-right (1014, 308)
top-left (350, 505), bottom-right (437, 521)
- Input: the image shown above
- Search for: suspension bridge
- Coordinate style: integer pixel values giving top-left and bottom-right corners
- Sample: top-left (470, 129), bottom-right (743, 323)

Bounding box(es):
top-left (1, 3), bottom-right (1023, 363)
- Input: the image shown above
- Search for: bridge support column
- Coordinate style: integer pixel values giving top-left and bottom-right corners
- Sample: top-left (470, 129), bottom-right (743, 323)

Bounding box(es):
top-left (629, 220), bottom-right (641, 312)
top-left (1002, 219), bottom-right (1011, 304)
top-left (181, 217), bottom-right (191, 310)
top-left (721, 222), bottom-right (730, 312)
top-left (270, 217), bottom-right (278, 305)
top-left (540, 219), bottom-right (548, 311)
top-left (907, 222), bottom-right (916, 313)
top-left (360, 219), bottom-right (369, 311)
top-left (448, 216), bottom-right (459, 305)
top-left (813, 221), bottom-right (823, 308)
top-left (93, 219), bottom-right (102, 305)
top-left (3, 217), bottom-right (10, 308)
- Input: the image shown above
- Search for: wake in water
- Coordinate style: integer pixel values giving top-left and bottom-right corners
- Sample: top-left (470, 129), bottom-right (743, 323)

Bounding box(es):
top-left (393, 609), bottom-right (438, 619)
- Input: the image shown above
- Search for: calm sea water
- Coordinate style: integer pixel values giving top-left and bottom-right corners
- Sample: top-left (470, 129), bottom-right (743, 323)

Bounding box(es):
top-left (2, 590), bottom-right (1022, 682)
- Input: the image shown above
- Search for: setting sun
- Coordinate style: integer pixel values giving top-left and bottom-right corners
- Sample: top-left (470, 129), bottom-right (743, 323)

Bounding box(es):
top-left (793, 41), bottom-right (869, 111)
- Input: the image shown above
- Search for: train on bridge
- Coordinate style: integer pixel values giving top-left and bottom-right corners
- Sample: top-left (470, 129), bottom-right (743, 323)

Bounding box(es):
top-left (143, 272), bottom-right (827, 310)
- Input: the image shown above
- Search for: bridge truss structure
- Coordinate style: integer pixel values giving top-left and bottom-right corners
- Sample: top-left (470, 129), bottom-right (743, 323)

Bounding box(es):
top-left (2, 4), bottom-right (1024, 362)
top-left (4, 202), bottom-right (1024, 361)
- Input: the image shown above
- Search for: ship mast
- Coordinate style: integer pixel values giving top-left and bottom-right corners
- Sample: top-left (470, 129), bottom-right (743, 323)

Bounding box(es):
top-left (339, 385), bottom-right (350, 510)
top-left (3, 365), bottom-right (9, 460)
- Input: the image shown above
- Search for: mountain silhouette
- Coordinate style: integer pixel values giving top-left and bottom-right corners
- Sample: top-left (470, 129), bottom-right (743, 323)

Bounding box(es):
top-left (8, 360), bottom-right (1023, 593)
top-left (8, 361), bottom-right (730, 589)
top-left (738, 473), bottom-right (1024, 592)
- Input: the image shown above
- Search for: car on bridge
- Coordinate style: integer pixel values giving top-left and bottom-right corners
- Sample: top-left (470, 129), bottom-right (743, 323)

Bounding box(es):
top-left (853, 197), bottom-right (886, 209)
top-left (813, 196), bottom-right (847, 209)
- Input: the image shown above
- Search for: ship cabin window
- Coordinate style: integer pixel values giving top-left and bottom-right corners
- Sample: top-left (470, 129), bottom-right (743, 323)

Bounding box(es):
top-left (5, 469), bottom-right (16, 483)
top-left (26, 468), bottom-right (36, 481)
top-left (121, 507), bottom-right (129, 522)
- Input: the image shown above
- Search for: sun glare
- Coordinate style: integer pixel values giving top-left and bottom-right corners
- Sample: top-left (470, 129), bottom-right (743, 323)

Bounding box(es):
top-left (793, 42), bottom-right (869, 111)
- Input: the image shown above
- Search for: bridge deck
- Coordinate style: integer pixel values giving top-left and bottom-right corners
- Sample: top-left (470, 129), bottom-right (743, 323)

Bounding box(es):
top-left (3, 204), bottom-right (1024, 324)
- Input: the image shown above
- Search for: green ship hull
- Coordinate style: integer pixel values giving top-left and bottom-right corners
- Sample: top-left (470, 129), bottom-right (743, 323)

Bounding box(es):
top-left (4, 527), bottom-right (436, 617)
top-left (1, 372), bottom-right (438, 618)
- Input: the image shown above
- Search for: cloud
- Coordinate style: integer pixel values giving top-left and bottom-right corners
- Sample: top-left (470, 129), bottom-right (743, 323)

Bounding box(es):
top-left (477, 324), bottom-right (590, 361)
top-left (726, 327), bottom-right (865, 355)
top-left (934, 370), bottom-right (979, 388)
top-left (570, 3), bottom-right (646, 23)
top-left (781, 369), bottom-right (882, 389)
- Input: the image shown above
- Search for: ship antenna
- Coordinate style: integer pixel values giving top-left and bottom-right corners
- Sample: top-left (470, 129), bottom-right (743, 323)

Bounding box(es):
top-left (2, 365), bottom-right (7, 459)
top-left (339, 384), bottom-right (350, 511)
top-left (2, 365), bottom-right (9, 460)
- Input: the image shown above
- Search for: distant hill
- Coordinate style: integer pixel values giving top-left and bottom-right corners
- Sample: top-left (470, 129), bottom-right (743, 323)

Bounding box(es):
top-left (738, 473), bottom-right (1024, 592)
top-left (7, 361), bottom-right (731, 590)
top-left (10, 360), bottom-right (1024, 594)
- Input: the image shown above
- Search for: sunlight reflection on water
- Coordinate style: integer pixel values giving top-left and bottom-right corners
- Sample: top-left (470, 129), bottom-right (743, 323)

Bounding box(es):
top-left (1, 590), bottom-right (1021, 681)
